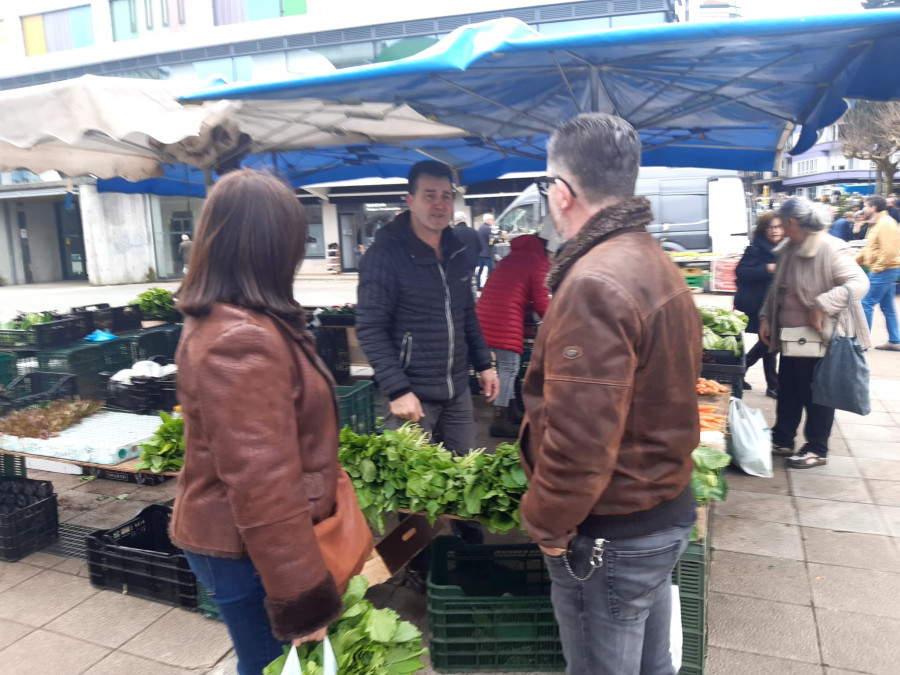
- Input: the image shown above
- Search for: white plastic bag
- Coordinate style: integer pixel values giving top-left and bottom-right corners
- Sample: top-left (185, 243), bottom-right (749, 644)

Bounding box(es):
top-left (282, 637), bottom-right (337, 675)
top-left (670, 585), bottom-right (682, 673)
top-left (728, 397), bottom-right (773, 478)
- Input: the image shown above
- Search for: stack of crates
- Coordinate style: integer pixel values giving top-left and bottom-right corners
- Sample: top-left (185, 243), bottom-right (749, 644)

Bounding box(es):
top-left (0, 352), bottom-right (16, 386)
top-left (20, 343), bottom-right (107, 400)
top-left (337, 380), bottom-right (375, 435)
top-left (672, 518), bottom-right (712, 674)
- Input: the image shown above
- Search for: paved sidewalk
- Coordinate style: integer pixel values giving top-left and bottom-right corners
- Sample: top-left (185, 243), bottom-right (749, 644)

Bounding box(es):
top-left (0, 290), bottom-right (897, 674)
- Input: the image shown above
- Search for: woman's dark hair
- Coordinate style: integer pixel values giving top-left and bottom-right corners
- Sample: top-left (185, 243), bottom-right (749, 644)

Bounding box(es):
top-left (753, 211), bottom-right (781, 239)
top-left (178, 169), bottom-right (308, 318)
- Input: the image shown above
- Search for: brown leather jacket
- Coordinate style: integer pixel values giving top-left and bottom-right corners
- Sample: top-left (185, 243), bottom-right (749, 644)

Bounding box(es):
top-left (170, 303), bottom-right (343, 640)
top-left (519, 198), bottom-right (702, 549)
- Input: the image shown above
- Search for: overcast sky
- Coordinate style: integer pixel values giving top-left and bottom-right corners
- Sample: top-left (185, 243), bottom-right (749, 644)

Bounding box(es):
top-left (739, 0), bottom-right (868, 18)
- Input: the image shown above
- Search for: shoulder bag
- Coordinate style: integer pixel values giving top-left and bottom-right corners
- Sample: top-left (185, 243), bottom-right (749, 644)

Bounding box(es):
top-left (811, 288), bottom-right (871, 416)
top-left (780, 326), bottom-right (826, 358)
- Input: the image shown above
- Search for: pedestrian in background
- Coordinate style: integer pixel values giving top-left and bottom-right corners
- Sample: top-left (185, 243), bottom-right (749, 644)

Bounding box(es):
top-left (476, 233), bottom-right (550, 437)
top-left (178, 234), bottom-right (193, 274)
top-left (452, 209), bottom-right (481, 282)
top-left (856, 195), bottom-right (900, 351)
top-left (172, 170), bottom-right (371, 675)
top-left (759, 196), bottom-right (870, 469)
top-left (476, 213), bottom-right (495, 289)
top-left (735, 211), bottom-right (783, 398)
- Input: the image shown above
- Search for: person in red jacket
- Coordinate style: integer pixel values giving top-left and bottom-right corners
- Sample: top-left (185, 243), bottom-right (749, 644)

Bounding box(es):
top-left (476, 234), bottom-right (551, 437)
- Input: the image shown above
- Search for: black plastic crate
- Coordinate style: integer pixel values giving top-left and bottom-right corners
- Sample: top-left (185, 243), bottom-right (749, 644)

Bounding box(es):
top-left (70, 304), bottom-right (113, 333)
top-left (86, 504), bottom-right (197, 609)
top-left (0, 477), bottom-right (58, 562)
top-left (313, 327), bottom-right (351, 385)
top-left (106, 375), bottom-right (176, 413)
top-left (83, 466), bottom-right (170, 486)
top-left (0, 372), bottom-right (79, 416)
top-left (110, 305), bottom-right (143, 333)
top-left (428, 537), bottom-right (564, 672)
top-left (699, 362), bottom-right (744, 399)
top-left (0, 455), bottom-right (26, 478)
top-left (0, 316), bottom-right (81, 350)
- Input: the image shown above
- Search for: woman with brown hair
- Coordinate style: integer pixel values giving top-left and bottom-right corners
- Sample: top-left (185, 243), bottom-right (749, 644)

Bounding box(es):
top-left (735, 211), bottom-right (784, 398)
top-left (169, 169), bottom-right (370, 674)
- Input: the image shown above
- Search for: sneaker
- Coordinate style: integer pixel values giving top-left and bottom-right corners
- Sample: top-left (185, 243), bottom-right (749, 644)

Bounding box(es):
top-left (875, 342), bottom-right (900, 351)
top-left (785, 451), bottom-right (827, 469)
top-left (772, 445), bottom-right (794, 457)
top-left (765, 388), bottom-right (778, 399)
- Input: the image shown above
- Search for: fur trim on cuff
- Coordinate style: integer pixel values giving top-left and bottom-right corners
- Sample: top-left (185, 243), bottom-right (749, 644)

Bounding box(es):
top-left (264, 574), bottom-right (343, 642)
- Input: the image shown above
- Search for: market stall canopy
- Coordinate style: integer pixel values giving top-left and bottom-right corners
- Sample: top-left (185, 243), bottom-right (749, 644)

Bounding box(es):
top-left (185, 11), bottom-right (900, 171)
top-left (0, 74), bottom-right (467, 181)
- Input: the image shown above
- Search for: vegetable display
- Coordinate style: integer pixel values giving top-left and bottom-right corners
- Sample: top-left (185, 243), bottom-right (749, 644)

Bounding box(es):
top-left (1, 312), bottom-right (56, 330)
top-left (130, 287), bottom-right (178, 321)
top-left (136, 411), bottom-right (184, 473)
top-left (339, 426), bottom-right (527, 534)
top-left (0, 400), bottom-right (103, 439)
top-left (698, 404), bottom-right (726, 432)
top-left (690, 445), bottom-right (730, 540)
top-left (320, 303), bottom-right (356, 315)
top-left (264, 575), bottom-right (427, 675)
top-left (699, 306), bottom-right (748, 356)
top-left (696, 378), bottom-right (728, 396)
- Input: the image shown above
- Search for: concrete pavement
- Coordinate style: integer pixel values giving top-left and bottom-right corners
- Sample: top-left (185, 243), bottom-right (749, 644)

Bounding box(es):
top-left (0, 285), bottom-right (898, 674)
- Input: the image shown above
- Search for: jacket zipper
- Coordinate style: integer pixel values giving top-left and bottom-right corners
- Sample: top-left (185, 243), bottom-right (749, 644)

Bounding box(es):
top-left (437, 265), bottom-right (455, 399)
top-left (400, 332), bottom-right (413, 369)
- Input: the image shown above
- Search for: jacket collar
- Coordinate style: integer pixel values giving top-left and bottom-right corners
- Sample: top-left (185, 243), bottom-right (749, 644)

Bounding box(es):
top-left (546, 197), bottom-right (653, 293)
top-left (382, 210), bottom-right (465, 263)
top-left (777, 230), bottom-right (825, 259)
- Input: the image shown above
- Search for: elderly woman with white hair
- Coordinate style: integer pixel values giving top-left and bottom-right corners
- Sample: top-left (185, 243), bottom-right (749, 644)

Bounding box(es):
top-left (759, 196), bottom-right (870, 469)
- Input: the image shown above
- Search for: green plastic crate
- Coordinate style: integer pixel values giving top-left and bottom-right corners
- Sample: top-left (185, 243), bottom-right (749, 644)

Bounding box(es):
top-left (0, 455), bottom-right (26, 478)
top-left (117, 330), bottom-right (171, 364)
top-left (0, 352), bottom-right (16, 386)
top-left (21, 343), bottom-right (106, 400)
top-left (673, 517), bottom-right (712, 675)
top-left (684, 275), bottom-right (706, 289)
top-left (100, 339), bottom-right (135, 372)
top-left (679, 629), bottom-right (707, 675)
top-left (337, 380), bottom-right (375, 435)
top-left (427, 536), bottom-right (565, 673)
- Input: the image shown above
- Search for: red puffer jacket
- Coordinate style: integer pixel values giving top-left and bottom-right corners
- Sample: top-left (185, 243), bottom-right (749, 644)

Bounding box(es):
top-left (476, 234), bottom-right (551, 354)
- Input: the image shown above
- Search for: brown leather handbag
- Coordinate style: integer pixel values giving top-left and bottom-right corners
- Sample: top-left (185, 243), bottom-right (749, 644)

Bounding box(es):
top-left (314, 468), bottom-right (373, 594)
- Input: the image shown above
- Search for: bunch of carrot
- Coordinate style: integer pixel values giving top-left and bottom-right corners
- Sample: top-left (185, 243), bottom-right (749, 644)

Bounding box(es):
top-left (699, 404), bottom-right (726, 431)
top-left (696, 378), bottom-right (728, 396)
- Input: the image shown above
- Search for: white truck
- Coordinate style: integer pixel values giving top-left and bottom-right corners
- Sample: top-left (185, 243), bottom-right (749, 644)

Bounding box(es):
top-left (495, 167), bottom-right (752, 256)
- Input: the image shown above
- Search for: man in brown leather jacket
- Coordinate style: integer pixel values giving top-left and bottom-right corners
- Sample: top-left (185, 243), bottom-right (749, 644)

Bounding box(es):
top-left (519, 114), bottom-right (702, 675)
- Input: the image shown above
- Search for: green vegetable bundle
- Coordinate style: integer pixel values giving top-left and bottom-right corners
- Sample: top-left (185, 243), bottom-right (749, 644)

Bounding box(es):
top-left (264, 576), bottom-right (427, 675)
top-left (320, 303), bottom-right (356, 315)
top-left (136, 411), bottom-right (184, 473)
top-left (698, 306), bottom-right (748, 337)
top-left (339, 425), bottom-right (528, 534)
top-left (701, 326), bottom-right (743, 357)
top-left (130, 287), bottom-right (178, 321)
top-left (1, 311), bottom-right (56, 331)
top-left (690, 446), bottom-right (730, 506)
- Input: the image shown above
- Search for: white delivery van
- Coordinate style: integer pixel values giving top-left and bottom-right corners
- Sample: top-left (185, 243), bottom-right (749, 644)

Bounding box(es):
top-left (495, 167), bottom-right (752, 256)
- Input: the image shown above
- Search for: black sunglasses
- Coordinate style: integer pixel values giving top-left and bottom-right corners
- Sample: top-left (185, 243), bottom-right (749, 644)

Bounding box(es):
top-left (535, 175), bottom-right (578, 199)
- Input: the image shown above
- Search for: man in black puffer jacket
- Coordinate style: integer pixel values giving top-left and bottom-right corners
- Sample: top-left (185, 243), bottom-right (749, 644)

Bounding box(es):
top-left (357, 161), bottom-right (499, 453)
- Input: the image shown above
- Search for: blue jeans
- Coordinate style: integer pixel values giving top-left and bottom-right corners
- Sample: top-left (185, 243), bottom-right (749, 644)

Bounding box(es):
top-left (544, 524), bottom-right (692, 675)
top-left (184, 551), bottom-right (285, 675)
top-left (476, 256), bottom-right (493, 289)
top-left (862, 268), bottom-right (900, 344)
top-left (494, 348), bottom-right (521, 408)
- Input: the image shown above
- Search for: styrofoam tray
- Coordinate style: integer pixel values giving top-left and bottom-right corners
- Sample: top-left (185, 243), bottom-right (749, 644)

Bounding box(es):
top-left (0, 411), bottom-right (161, 465)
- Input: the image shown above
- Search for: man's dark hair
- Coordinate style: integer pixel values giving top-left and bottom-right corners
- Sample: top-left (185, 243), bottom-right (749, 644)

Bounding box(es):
top-left (547, 113), bottom-right (641, 203)
top-left (408, 160), bottom-right (454, 194)
top-left (179, 169), bottom-right (308, 319)
top-left (866, 195), bottom-right (887, 212)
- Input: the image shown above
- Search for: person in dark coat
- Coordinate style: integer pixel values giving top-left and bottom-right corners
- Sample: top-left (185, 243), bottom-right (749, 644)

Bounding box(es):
top-left (476, 214), bottom-right (495, 289)
top-left (356, 161), bottom-right (499, 453)
top-left (734, 211), bottom-right (784, 397)
top-left (829, 209), bottom-right (852, 241)
top-left (476, 234), bottom-right (551, 437)
top-left (452, 210), bottom-right (481, 280)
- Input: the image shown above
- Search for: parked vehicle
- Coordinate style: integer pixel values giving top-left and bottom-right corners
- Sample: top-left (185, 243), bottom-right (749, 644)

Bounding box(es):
top-left (495, 167), bottom-right (752, 256)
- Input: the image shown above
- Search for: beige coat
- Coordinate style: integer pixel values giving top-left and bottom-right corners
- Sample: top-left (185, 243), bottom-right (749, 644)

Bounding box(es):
top-left (760, 231), bottom-right (870, 352)
top-left (855, 211), bottom-right (900, 274)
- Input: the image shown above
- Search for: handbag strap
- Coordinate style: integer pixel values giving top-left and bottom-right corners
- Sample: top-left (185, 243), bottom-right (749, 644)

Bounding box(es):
top-left (841, 285), bottom-right (856, 339)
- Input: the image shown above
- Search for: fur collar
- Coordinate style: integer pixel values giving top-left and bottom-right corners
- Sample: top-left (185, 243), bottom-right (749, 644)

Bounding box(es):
top-left (547, 197), bottom-right (653, 292)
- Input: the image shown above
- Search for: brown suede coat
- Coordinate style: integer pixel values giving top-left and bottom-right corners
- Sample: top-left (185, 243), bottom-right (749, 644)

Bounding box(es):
top-left (170, 303), bottom-right (343, 640)
top-left (519, 198), bottom-right (702, 549)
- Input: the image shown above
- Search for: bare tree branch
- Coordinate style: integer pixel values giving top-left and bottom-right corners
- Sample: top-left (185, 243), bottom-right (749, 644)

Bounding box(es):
top-left (841, 100), bottom-right (900, 194)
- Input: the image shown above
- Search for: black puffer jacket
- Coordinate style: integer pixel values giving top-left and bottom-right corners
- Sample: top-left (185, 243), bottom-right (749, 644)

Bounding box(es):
top-left (356, 211), bottom-right (492, 403)
top-left (734, 235), bottom-right (776, 334)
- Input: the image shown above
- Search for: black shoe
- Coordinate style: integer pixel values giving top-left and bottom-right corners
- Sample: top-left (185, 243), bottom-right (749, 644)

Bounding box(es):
top-left (766, 388), bottom-right (778, 399)
top-left (490, 406), bottom-right (521, 438)
top-left (742, 380), bottom-right (752, 391)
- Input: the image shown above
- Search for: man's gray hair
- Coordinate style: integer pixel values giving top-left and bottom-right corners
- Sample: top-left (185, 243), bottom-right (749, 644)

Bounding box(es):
top-left (547, 113), bottom-right (641, 203)
top-left (779, 196), bottom-right (833, 232)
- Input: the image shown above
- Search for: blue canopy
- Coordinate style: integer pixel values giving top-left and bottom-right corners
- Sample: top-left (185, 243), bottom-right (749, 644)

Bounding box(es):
top-left (185, 12), bottom-right (900, 173)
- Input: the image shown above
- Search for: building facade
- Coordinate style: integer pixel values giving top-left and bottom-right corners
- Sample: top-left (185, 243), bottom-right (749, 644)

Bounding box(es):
top-left (0, 0), bottom-right (682, 285)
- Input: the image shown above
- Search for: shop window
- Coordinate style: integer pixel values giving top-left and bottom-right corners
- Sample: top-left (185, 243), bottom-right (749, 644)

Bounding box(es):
top-left (23, 5), bottom-right (94, 56)
top-left (111, 1), bottom-right (186, 41)
top-left (213, 0), bottom-right (307, 26)
top-left (305, 203), bottom-right (325, 258)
